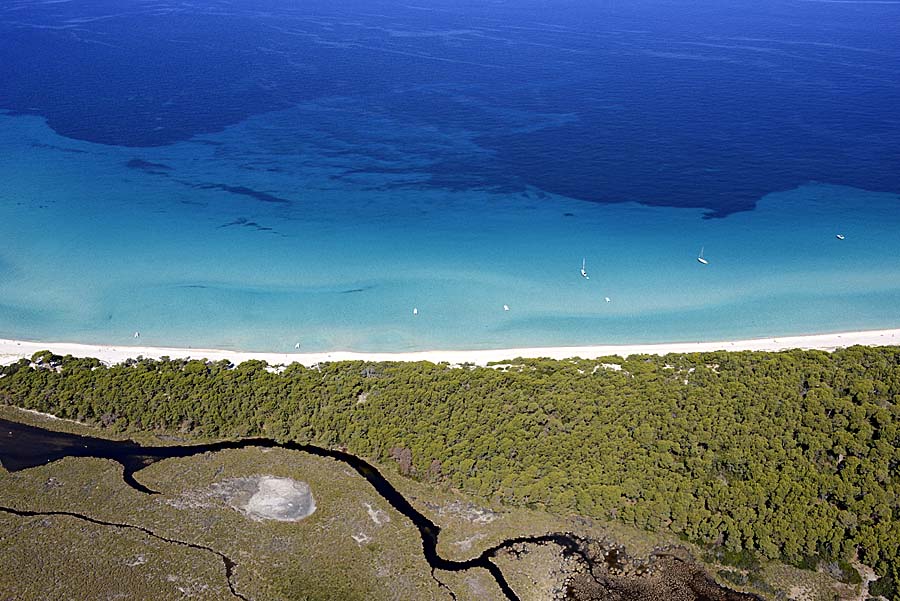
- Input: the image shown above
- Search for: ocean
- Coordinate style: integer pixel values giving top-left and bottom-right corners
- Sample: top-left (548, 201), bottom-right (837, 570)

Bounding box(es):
top-left (1, 0), bottom-right (899, 352)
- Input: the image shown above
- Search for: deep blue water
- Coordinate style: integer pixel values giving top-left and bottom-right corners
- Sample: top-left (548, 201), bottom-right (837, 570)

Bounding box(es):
top-left (4, 0), bottom-right (900, 216)
top-left (0, 0), bottom-right (899, 351)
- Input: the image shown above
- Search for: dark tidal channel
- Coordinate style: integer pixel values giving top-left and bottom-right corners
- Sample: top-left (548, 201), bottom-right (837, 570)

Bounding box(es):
top-left (0, 418), bottom-right (757, 601)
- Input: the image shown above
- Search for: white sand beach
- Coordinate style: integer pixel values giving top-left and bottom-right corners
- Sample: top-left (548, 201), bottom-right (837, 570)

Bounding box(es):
top-left (2, 329), bottom-right (899, 367)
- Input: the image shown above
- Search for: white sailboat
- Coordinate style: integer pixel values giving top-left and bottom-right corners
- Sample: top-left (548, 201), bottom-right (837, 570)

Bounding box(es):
top-left (697, 246), bottom-right (709, 265)
top-left (836, 234), bottom-right (845, 240)
top-left (580, 257), bottom-right (589, 279)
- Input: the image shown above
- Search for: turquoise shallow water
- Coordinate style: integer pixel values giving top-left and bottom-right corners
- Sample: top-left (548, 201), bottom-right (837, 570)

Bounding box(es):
top-left (1, 110), bottom-right (899, 352)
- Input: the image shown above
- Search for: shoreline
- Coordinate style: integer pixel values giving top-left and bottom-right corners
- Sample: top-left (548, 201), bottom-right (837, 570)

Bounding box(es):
top-left (2, 329), bottom-right (899, 367)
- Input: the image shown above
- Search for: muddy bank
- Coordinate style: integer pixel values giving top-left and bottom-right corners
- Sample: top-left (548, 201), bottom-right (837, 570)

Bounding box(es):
top-left (562, 546), bottom-right (757, 601)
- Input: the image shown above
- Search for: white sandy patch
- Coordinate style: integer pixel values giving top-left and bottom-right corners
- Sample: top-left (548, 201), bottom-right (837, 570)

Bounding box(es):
top-left (351, 532), bottom-right (371, 545)
top-left (14, 407), bottom-right (63, 420)
top-left (172, 475), bottom-right (316, 521)
top-left (427, 500), bottom-right (498, 524)
top-left (244, 477), bottom-right (316, 522)
top-left (452, 533), bottom-right (487, 552)
top-left (363, 502), bottom-right (390, 525)
top-left (2, 329), bottom-right (899, 368)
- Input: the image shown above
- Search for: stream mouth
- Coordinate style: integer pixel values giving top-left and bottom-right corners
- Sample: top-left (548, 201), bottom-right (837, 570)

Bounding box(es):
top-left (0, 418), bottom-right (759, 601)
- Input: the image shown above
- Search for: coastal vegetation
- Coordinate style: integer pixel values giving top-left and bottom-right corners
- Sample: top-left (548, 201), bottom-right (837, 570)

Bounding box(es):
top-left (0, 439), bottom-right (449, 600)
top-left (0, 408), bottom-right (845, 601)
top-left (1, 346), bottom-right (898, 599)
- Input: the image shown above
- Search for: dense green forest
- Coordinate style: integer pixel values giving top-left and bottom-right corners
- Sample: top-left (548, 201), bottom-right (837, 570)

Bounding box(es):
top-left (1, 347), bottom-right (898, 598)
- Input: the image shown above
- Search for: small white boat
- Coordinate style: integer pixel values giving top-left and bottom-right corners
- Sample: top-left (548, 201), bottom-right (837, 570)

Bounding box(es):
top-left (503, 304), bottom-right (510, 311)
top-left (413, 307), bottom-right (418, 316)
top-left (604, 297), bottom-right (611, 303)
top-left (133, 331), bottom-right (140, 338)
top-left (836, 234), bottom-right (845, 240)
top-left (697, 246), bottom-right (709, 265)
top-left (294, 342), bottom-right (301, 350)
top-left (580, 258), bottom-right (589, 279)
